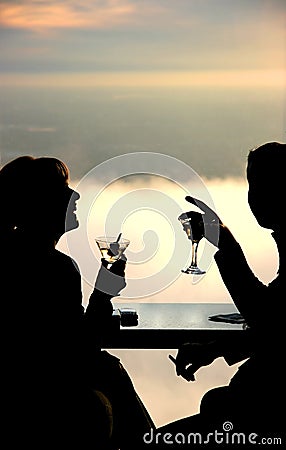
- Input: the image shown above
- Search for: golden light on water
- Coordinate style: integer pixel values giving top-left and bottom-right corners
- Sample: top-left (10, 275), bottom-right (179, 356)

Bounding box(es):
top-left (1, 70), bottom-right (284, 88)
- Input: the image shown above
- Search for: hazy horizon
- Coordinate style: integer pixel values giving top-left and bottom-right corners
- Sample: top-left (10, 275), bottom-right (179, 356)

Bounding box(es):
top-left (1, 84), bottom-right (285, 180)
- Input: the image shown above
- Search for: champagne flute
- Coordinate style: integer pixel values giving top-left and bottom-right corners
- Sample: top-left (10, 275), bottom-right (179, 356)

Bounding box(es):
top-left (178, 212), bottom-right (206, 275)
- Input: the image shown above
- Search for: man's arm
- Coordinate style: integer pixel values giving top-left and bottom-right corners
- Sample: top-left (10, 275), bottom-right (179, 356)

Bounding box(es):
top-left (214, 224), bottom-right (269, 327)
top-left (174, 329), bottom-right (254, 382)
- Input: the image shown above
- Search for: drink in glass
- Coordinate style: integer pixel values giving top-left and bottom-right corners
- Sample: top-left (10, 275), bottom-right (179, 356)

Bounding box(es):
top-left (95, 235), bottom-right (130, 264)
top-left (178, 212), bottom-right (206, 275)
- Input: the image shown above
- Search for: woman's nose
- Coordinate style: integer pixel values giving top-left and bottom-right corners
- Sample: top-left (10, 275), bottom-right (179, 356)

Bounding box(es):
top-left (67, 187), bottom-right (80, 201)
top-left (73, 190), bottom-right (80, 201)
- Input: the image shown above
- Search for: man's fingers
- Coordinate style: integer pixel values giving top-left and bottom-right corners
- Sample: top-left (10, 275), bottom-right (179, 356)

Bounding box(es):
top-left (185, 196), bottom-right (221, 225)
top-left (168, 354), bottom-right (176, 365)
top-left (169, 354), bottom-right (186, 377)
top-left (181, 370), bottom-right (195, 382)
top-left (185, 195), bottom-right (215, 216)
top-left (184, 362), bottom-right (201, 381)
top-left (173, 358), bottom-right (200, 382)
top-left (185, 196), bottom-right (206, 212)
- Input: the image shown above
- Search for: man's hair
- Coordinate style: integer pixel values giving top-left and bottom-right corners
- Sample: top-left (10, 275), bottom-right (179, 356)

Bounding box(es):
top-left (247, 141), bottom-right (286, 182)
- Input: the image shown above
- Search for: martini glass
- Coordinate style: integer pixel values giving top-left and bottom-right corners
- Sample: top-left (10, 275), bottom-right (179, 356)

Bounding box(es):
top-left (178, 212), bottom-right (206, 275)
top-left (95, 233), bottom-right (130, 266)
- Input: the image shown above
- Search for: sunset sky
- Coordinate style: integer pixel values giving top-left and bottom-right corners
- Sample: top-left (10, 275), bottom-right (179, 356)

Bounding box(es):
top-left (0, 0), bottom-right (285, 87)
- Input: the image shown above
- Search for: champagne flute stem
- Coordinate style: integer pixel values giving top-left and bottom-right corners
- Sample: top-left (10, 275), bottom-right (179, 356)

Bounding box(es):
top-left (191, 241), bottom-right (195, 267)
top-left (191, 241), bottom-right (199, 267)
top-left (194, 241), bottom-right (199, 266)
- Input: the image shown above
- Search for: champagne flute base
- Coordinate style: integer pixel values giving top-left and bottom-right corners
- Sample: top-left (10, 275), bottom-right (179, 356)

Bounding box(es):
top-left (181, 266), bottom-right (206, 275)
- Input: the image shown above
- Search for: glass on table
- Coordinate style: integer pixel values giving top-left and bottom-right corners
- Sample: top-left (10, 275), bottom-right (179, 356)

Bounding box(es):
top-left (178, 211), bottom-right (206, 275)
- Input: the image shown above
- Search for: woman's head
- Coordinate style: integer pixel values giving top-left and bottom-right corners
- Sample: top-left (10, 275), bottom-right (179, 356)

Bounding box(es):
top-left (247, 141), bottom-right (286, 230)
top-left (0, 155), bottom-right (80, 239)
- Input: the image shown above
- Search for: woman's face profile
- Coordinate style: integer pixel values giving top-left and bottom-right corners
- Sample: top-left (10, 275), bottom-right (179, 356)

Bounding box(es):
top-left (46, 184), bottom-right (80, 237)
top-left (64, 186), bottom-right (80, 232)
top-left (31, 168), bottom-right (80, 238)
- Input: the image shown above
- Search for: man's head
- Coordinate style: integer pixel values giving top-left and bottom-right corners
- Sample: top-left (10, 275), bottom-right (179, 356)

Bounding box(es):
top-left (247, 141), bottom-right (286, 231)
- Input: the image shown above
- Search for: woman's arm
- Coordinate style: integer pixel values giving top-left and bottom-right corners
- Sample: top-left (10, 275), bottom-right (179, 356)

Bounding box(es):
top-left (83, 258), bottom-right (126, 342)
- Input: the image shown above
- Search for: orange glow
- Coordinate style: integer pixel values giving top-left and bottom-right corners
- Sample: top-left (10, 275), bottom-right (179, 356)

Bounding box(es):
top-left (0, 70), bottom-right (284, 88)
top-left (0, 1), bottom-right (135, 31)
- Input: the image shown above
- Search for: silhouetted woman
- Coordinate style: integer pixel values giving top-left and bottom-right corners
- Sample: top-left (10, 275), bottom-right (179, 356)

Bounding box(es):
top-left (0, 156), bottom-right (153, 449)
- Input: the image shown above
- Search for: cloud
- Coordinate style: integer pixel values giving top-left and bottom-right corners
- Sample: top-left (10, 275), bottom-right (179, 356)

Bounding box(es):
top-left (0, 0), bottom-right (284, 75)
top-left (2, 0), bottom-right (284, 34)
top-left (0, 0), bottom-right (137, 32)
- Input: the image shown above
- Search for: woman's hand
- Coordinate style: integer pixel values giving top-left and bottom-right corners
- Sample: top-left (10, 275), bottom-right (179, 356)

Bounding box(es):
top-left (94, 256), bottom-right (127, 297)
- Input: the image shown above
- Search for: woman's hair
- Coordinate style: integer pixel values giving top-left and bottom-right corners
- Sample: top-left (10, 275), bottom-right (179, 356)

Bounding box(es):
top-left (0, 155), bottom-right (69, 231)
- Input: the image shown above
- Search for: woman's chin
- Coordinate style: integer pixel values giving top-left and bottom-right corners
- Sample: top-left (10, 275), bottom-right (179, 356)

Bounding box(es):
top-left (65, 215), bottom-right (79, 232)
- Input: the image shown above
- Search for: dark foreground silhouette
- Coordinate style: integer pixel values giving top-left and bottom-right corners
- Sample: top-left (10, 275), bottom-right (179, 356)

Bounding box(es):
top-left (146, 142), bottom-right (286, 448)
top-left (0, 156), bottom-right (154, 449)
